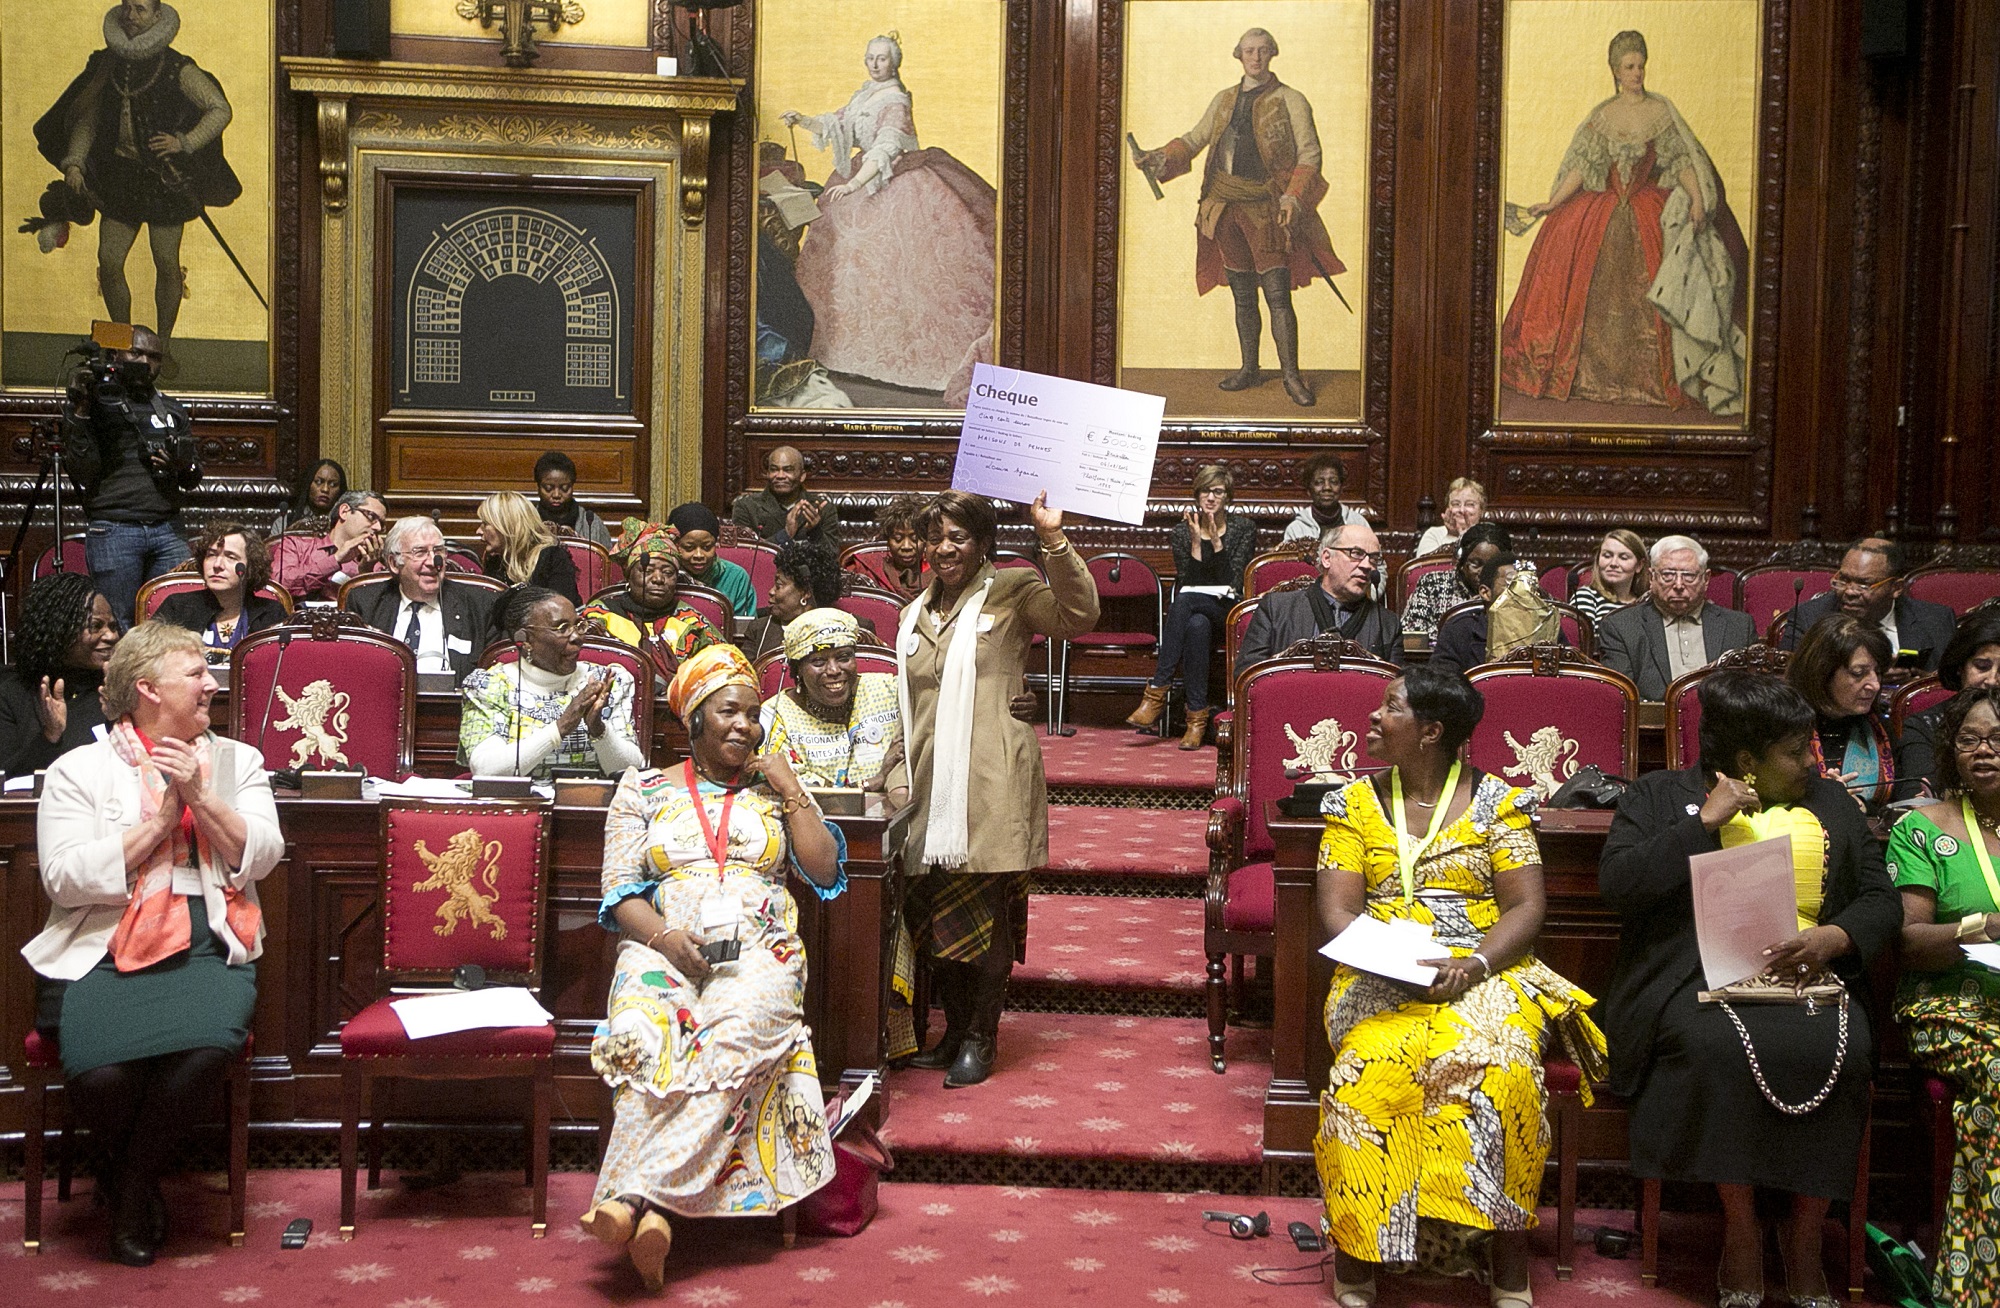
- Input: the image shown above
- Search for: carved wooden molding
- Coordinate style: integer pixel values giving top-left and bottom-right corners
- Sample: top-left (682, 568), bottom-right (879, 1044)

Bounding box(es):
top-left (680, 115), bottom-right (712, 227)
top-left (317, 98), bottom-right (350, 214)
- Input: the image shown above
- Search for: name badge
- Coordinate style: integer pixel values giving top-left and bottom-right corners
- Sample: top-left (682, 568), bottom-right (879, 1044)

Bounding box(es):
top-left (699, 892), bottom-right (740, 933)
top-left (900, 631), bottom-right (919, 656)
top-left (976, 614), bottom-right (995, 633)
top-left (446, 636), bottom-right (472, 654)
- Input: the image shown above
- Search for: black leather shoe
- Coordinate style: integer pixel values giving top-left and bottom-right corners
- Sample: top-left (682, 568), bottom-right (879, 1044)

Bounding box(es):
top-left (943, 1034), bottom-right (995, 1088)
top-left (146, 1182), bottom-right (168, 1250)
top-left (907, 1032), bottom-right (964, 1071)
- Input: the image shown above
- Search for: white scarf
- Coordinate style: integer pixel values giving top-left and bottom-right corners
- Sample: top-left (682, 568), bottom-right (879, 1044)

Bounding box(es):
top-left (897, 575), bottom-right (991, 867)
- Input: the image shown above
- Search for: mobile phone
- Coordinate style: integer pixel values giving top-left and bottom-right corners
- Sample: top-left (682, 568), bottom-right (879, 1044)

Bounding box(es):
top-left (1287, 1220), bottom-right (1323, 1253)
top-left (280, 1217), bottom-right (312, 1249)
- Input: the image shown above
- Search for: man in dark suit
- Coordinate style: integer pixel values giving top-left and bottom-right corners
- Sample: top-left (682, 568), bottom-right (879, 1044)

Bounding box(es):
top-left (1239, 523), bottom-right (1402, 667)
top-left (348, 516), bottom-right (496, 684)
top-left (1778, 536), bottom-right (1957, 672)
top-left (1598, 534), bottom-right (1756, 700)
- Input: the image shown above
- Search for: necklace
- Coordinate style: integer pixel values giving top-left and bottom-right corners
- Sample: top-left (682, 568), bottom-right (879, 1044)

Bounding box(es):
top-left (1972, 801), bottom-right (2000, 833)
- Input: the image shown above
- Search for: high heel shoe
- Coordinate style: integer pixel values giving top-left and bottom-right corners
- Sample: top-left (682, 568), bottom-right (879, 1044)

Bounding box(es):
top-left (1715, 1272), bottom-right (1763, 1308)
top-left (1331, 1271), bottom-right (1376, 1308)
top-left (580, 1198), bottom-right (636, 1246)
top-left (628, 1209), bottom-right (672, 1292)
top-left (1775, 1229), bottom-right (1836, 1308)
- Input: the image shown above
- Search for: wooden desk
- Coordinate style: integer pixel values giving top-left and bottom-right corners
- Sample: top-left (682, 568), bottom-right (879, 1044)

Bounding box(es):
top-left (0, 796), bottom-right (893, 1138)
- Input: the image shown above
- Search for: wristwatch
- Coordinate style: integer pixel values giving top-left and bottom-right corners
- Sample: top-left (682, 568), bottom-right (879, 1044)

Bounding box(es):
top-left (1954, 912), bottom-right (1991, 944)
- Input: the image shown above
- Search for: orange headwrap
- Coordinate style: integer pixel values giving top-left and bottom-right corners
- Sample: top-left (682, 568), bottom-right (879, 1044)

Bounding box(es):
top-left (666, 643), bottom-right (758, 720)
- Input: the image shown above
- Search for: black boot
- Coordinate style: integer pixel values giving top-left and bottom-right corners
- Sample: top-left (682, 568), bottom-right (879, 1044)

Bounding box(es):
top-left (908, 962), bottom-right (968, 1070)
top-left (1263, 268), bottom-right (1314, 406)
top-left (1217, 271), bottom-right (1264, 391)
top-left (108, 1171), bottom-right (157, 1266)
top-left (944, 962), bottom-right (1010, 1089)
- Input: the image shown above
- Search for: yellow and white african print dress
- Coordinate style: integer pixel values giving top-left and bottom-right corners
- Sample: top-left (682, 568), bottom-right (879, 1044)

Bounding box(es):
top-left (590, 766), bottom-right (841, 1217)
top-left (1313, 774), bottom-right (1605, 1265)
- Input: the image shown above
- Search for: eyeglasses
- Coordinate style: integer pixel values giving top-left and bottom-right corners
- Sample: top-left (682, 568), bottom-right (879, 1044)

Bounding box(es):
top-left (400, 546), bottom-right (447, 562)
top-left (526, 621), bottom-right (585, 639)
top-left (354, 508), bottom-right (385, 528)
top-left (1326, 546), bottom-right (1385, 567)
top-left (1829, 573), bottom-right (1894, 594)
top-left (1653, 569), bottom-right (1706, 585)
top-left (1953, 733), bottom-right (2000, 755)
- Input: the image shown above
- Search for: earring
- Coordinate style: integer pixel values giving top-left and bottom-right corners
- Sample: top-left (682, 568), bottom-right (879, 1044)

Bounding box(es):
top-left (1741, 769), bottom-right (1758, 788)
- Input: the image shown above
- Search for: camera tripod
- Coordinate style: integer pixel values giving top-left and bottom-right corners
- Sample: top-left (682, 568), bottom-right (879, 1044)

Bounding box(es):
top-left (1, 416), bottom-right (75, 665)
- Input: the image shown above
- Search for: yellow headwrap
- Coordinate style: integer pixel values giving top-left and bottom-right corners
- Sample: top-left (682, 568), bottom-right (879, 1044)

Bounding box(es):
top-left (783, 607), bottom-right (860, 663)
top-left (1719, 805), bottom-right (1828, 931)
top-left (666, 643), bottom-right (758, 720)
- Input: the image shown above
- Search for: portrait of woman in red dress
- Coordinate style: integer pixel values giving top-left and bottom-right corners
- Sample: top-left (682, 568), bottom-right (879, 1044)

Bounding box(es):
top-left (1499, 29), bottom-right (1751, 421)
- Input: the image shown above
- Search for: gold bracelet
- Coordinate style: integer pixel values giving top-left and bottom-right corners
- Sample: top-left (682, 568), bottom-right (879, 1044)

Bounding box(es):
top-left (1956, 912), bottom-right (1991, 944)
top-left (643, 927), bottom-right (671, 953)
top-left (1041, 536), bottom-right (1072, 558)
top-left (777, 791), bottom-right (818, 816)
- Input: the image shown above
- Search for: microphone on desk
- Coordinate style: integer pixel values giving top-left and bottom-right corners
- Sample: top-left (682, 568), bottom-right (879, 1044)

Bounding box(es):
top-left (252, 629), bottom-right (297, 787)
top-left (1108, 558), bottom-right (1123, 584)
top-left (1786, 577), bottom-right (1805, 647)
top-left (513, 640), bottom-right (527, 780)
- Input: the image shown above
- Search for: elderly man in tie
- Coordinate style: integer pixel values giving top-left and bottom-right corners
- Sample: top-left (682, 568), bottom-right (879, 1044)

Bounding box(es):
top-left (1597, 534), bottom-right (1756, 700)
top-left (347, 516), bottom-right (496, 684)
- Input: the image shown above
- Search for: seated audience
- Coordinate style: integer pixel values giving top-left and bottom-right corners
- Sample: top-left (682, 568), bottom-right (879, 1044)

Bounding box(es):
top-left (1314, 664), bottom-right (1603, 1307)
top-left (741, 541), bottom-right (857, 663)
top-left (1887, 686), bottom-right (2000, 1308)
top-left (0, 573), bottom-right (120, 779)
top-left (1400, 521), bottom-right (1513, 637)
top-left (459, 586), bottom-right (644, 779)
top-left (533, 450), bottom-right (613, 548)
top-left (1239, 522), bottom-right (1403, 696)
top-left (154, 522), bottom-right (287, 659)
top-left (26, 622), bottom-right (282, 1266)
top-left (731, 444), bottom-right (842, 554)
top-left (270, 458), bottom-right (346, 537)
top-left (350, 516), bottom-right (498, 683)
top-left (1568, 528), bottom-right (1649, 624)
top-left (1894, 605), bottom-right (2000, 800)
top-left (1413, 476), bottom-right (1487, 557)
top-left (1429, 552), bottom-right (1568, 675)
top-left (669, 502), bottom-right (756, 619)
top-left (478, 490), bottom-right (580, 605)
top-left (582, 644), bottom-right (842, 1289)
top-left (1129, 465), bottom-right (1259, 736)
top-left (1788, 613), bottom-right (1893, 812)
top-left (850, 493), bottom-right (930, 599)
top-left (271, 489), bottom-right (385, 602)
top-left (1779, 535), bottom-right (1957, 672)
top-left (1597, 534), bottom-right (1755, 700)
top-left (581, 520), bottom-right (726, 680)
top-left (1600, 671), bottom-right (1898, 1308)
top-left (1280, 452), bottom-right (1368, 544)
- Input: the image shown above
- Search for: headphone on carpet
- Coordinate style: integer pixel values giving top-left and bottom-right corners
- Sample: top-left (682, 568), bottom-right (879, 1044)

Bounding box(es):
top-left (1202, 1209), bottom-right (1270, 1240)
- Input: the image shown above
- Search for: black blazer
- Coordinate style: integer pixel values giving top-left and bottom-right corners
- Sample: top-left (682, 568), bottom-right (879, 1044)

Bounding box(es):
top-left (153, 589), bottom-right (288, 641)
top-left (1238, 587), bottom-right (1403, 668)
top-left (1597, 602), bottom-right (1757, 700)
top-left (1893, 699), bottom-right (1947, 801)
top-left (484, 544), bottom-right (579, 605)
top-left (1779, 591), bottom-right (1960, 672)
top-left (0, 672), bottom-right (106, 778)
top-left (350, 579), bottom-right (498, 684)
top-left (1596, 768), bottom-right (1902, 1098)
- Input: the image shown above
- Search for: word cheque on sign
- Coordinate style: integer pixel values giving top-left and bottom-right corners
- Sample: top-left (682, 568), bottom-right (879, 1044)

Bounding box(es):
top-left (952, 364), bottom-right (1164, 526)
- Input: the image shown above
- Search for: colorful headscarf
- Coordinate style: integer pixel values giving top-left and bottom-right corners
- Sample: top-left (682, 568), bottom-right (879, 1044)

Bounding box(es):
top-left (783, 607), bottom-right (860, 663)
top-left (611, 518), bottom-right (680, 569)
top-left (666, 642), bottom-right (758, 720)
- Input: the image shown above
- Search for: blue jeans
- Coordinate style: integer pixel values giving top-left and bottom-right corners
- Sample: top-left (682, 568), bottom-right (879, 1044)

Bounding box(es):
top-left (86, 518), bottom-right (191, 626)
top-left (1151, 591), bottom-right (1231, 711)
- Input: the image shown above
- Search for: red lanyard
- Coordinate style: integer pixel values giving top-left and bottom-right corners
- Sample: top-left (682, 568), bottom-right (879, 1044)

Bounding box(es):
top-left (682, 759), bottom-right (735, 876)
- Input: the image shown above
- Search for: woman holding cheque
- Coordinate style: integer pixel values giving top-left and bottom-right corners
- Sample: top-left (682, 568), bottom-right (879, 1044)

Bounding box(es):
top-left (1600, 671), bottom-right (1899, 1308)
top-left (1313, 664), bottom-right (1604, 1308)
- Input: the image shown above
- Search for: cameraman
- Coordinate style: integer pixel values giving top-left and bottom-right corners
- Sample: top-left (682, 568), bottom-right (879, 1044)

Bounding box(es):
top-left (63, 325), bottom-right (200, 625)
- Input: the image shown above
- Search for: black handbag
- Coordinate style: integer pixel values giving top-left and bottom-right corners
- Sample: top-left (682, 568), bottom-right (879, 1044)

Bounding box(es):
top-left (1547, 764), bottom-right (1628, 809)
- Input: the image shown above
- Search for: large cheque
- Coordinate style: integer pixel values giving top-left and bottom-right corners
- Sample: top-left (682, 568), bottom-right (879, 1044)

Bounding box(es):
top-left (951, 364), bottom-right (1164, 526)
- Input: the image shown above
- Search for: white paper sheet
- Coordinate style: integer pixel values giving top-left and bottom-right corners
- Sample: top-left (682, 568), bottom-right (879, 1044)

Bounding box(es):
top-left (389, 987), bottom-right (552, 1039)
top-left (828, 1072), bottom-right (876, 1139)
top-left (1690, 835), bottom-right (1800, 990)
top-left (368, 777), bottom-right (475, 799)
top-left (951, 364), bottom-right (1164, 526)
top-left (1962, 942), bottom-right (2000, 972)
top-left (1318, 915), bottom-right (1442, 987)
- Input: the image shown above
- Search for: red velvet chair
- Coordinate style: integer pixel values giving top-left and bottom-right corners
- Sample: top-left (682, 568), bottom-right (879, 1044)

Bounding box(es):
top-left (1890, 673), bottom-right (1953, 738)
top-left (136, 571), bottom-right (296, 619)
top-left (21, 1028), bottom-right (250, 1253)
top-left (1220, 576), bottom-right (1315, 711)
top-left (1243, 543), bottom-right (1318, 600)
top-left (1465, 648), bottom-right (1638, 801)
top-left (1923, 1074), bottom-right (1955, 1255)
top-left (717, 525), bottom-right (781, 601)
top-left (1539, 562), bottom-right (1577, 600)
top-left (30, 536), bottom-right (89, 583)
top-left (339, 799), bottom-right (553, 1239)
top-left (1707, 567), bottom-right (1743, 611)
top-left (479, 635), bottom-right (656, 755)
top-left (1738, 565), bottom-right (1834, 637)
top-left (754, 645), bottom-right (898, 699)
top-left (1394, 549), bottom-right (1456, 609)
top-left (557, 536), bottom-right (621, 599)
top-left (1058, 553), bottom-right (1165, 731)
top-left (442, 541), bottom-right (486, 575)
top-left (675, 580), bottom-right (734, 634)
top-left (1907, 566), bottom-right (2000, 615)
top-left (1662, 645), bottom-right (1792, 768)
top-left (1206, 636), bottom-right (1400, 1071)
top-left (229, 617), bottom-right (418, 778)
top-left (834, 584), bottom-right (906, 642)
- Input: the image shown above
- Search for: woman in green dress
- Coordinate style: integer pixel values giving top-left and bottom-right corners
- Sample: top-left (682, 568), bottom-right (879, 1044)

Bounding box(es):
top-left (1888, 685), bottom-right (2000, 1306)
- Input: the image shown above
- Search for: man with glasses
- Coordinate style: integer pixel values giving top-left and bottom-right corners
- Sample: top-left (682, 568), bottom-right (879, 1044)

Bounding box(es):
top-left (272, 490), bottom-right (386, 603)
top-left (1240, 523), bottom-right (1401, 667)
top-left (1778, 536), bottom-right (1956, 672)
top-left (1598, 533), bottom-right (1754, 700)
top-left (349, 515), bottom-right (496, 683)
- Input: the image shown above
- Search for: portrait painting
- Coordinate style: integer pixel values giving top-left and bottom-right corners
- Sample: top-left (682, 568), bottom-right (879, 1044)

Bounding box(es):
top-left (1495, 0), bottom-right (1762, 429)
top-left (0, 0), bottom-right (273, 394)
top-left (751, 0), bottom-right (1007, 412)
top-left (1119, 0), bottom-right (1372, 423)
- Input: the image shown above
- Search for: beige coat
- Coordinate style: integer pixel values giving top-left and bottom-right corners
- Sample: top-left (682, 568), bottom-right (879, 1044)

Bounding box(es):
top-left (899, 549), bottom-right (1099, 874)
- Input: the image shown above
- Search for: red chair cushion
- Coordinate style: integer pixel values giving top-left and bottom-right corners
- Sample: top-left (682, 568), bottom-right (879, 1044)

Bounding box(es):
top-left (1072, 631), bottom-right (1156, 648)
top-left (1925, 1074), bottom-right (1954, 1105)
top-left (339, 996), bottom-right (554, 1059)
top-left (24, 1027), bottom-right (57, 1068)
top-left (1466, 669), bottom-right (1634, 799)
top-left (1542, 1059), bottom-right (1582, 1096)
top-left (1222, 861), bottom-right (1275, 932)
top-left (383, 806), bottom-right (548, 978)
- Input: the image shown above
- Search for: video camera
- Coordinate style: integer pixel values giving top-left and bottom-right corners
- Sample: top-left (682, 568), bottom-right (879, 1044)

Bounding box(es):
top-left (64, 321), bottom-right (154, 409)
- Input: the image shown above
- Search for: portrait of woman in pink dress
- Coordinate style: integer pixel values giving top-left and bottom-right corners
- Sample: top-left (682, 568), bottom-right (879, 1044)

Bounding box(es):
top-left (780, 33), bottom-right (997, 407)
top-left (1499, 29), bottom-right (1750, 420)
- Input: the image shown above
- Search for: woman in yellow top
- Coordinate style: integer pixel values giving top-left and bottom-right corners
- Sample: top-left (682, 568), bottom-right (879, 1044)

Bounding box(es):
top-left (1315, 663), bottom-right (1604, 1308)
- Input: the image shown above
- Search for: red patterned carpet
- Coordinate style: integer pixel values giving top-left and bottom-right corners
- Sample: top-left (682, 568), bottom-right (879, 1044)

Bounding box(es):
top-left (0, 1170), bottom-right (1861, 1305)
top-left (1039, 727), bottom-right (1216, 791)
top-left (1041, 807), bottom-right (1208, 879)
top-left (1014, 896), bottom-right (1207, 993)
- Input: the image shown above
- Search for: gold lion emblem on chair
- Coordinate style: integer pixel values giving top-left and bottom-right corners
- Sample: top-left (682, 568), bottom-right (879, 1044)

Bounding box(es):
top-left (1283, 718), bottom-right (1359, 782)
top-left (1503, 726), bottom-right (1581, 800)
top-left (411, 827), bottom-right (508, 940)
top-left (272, 679), bottom-right (351, 769)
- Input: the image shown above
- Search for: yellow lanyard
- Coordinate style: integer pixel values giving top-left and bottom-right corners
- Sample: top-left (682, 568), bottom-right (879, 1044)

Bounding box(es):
top-left (1961, 797), bottom-right (2000, 910)
top-left (1390, 760), bottom-right (1460, 903)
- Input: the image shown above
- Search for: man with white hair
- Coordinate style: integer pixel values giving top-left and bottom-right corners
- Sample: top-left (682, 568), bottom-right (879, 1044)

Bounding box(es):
top-left (346, 516), bottom-right (495, 683)
top-left (1597, 534), bottom-right (1754, 700)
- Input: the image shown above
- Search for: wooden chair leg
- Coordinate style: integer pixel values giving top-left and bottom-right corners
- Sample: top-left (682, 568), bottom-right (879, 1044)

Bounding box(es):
top-left (367, 1077), bottom-right (387, 1191)
top-left (1848, 1102), bottom-right (1872, 1302)
top-left (529, 1065), bottom-right (551, 1239)
top-left (227, 1054), bottom-right (250, 1247)
top-left (1205, 952), bottom-right (1227, 1073)
top-left (340, 1066), bottom-right (363, 1240)
top-left (22, 1071), bottom-right (46, 1254)
top-left (781, 1204), bottom-right (797, 1249)
top-left (1639, 1177), bottom-right (1660, 1287)
top-left (1553, 1089), bottom-right (1579, 1280)
top-left (54, 1091), bottom-right (73, 1203)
